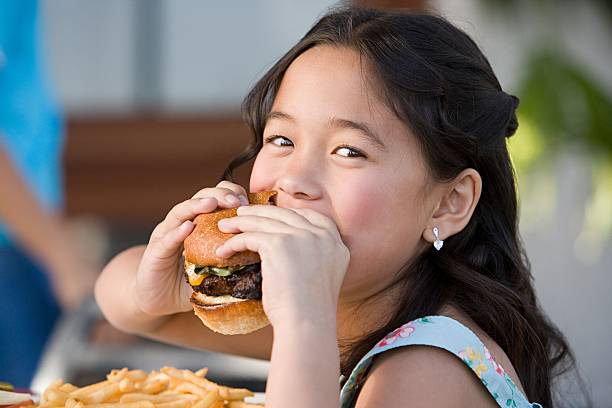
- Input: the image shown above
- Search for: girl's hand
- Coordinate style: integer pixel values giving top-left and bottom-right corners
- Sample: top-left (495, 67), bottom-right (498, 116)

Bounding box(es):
top-left (216, 205), bottom-right (350, 328)
top-left (134, 181), bottom-right (250, 317)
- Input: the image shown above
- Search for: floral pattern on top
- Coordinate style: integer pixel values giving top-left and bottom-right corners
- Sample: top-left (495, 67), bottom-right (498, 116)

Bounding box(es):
top-left (459, 346), bottom-right (489, 379)
top-left (339, 315), bottom-right (542, 408)
top-left (377, 323), bottom-right (415, 347)
top-left (484, 345), bottom-right (506, 376)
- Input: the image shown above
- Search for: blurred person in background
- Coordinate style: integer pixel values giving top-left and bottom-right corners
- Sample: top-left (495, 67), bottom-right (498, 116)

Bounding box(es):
top-left (0, 0), bottom-right (95, 387)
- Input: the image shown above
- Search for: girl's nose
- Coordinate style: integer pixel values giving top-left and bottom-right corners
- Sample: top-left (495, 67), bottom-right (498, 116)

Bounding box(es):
top-left (275, 158), bottom-right (322, 202)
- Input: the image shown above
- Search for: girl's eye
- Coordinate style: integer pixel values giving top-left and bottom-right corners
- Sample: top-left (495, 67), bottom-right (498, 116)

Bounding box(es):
top-left (264, 135), bottom-right (366, 159)
top-left (264, 135), bottom-right (293, 147)
top-left (333, 145), bottom-right (367, 159)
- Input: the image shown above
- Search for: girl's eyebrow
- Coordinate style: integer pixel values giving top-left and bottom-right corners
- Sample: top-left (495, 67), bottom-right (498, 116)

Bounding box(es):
top-left (266, 110), bottom-right (388, 152)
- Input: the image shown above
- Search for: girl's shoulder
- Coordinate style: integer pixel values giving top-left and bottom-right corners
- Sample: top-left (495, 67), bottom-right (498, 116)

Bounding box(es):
top-left (352, 342), bottom-right (499, 407)
top-left (340, 315), bottom-right (541, 408)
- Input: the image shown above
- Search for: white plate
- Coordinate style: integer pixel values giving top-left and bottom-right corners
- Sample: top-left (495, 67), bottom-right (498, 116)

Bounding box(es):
top-left (245, 392), bottom-right (265, 404)
top-left (0, 390), bottom-right (33, 405)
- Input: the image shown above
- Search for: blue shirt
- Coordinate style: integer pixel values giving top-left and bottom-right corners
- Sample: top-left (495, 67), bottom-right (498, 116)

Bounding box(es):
top-left (0, 0), bottom-right (64, 247)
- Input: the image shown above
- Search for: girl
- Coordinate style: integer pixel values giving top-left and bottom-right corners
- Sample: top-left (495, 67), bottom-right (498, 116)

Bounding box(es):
top-left (95, 6), bottom-right (587, 408)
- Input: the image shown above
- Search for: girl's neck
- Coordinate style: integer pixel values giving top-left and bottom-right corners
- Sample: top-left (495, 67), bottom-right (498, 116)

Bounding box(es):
top-left (336, 283), bottom-right (404, 346)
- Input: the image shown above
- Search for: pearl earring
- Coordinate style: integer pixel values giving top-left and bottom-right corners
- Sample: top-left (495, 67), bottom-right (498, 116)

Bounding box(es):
top-left (433, 227), bottom-right (444, 251)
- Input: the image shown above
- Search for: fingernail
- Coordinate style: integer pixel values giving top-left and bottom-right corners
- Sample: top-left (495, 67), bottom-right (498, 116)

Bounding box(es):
top-left (239, 195), bottom-right (249, 206)
top-left (215, 246), bottom-right (225, 257)
top-left (225, 195), bottom-right (239, 205)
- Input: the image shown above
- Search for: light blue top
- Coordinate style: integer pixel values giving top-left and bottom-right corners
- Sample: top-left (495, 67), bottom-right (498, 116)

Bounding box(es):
top-left (340, 315), bottom-right (542, 408)
top-left (0, 0), bottom-right (64, 247)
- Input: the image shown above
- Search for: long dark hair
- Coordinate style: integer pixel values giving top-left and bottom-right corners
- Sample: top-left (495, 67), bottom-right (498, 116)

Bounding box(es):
top-left (222, 6), bottom-right (589, 406)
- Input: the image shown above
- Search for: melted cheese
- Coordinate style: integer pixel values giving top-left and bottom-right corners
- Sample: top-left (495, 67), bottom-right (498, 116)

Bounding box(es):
top-left (188, 273), bottom-right (206, 286)
top-left (184, 260), bottom-right (208, 286)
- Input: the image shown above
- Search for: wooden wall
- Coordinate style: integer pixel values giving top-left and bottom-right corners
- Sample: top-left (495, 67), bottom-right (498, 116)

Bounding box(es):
top-left (64, 115), bottom-right (253, 224)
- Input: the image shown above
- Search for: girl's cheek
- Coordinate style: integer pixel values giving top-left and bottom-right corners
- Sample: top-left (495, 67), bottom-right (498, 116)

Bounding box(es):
top-left (333, 178), bottom-right (386, 246)
top-left (249, 154), bottom-right (273, 192)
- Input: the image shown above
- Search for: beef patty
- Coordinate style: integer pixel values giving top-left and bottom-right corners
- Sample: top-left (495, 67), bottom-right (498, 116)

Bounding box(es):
top-left (189, 263), bottom-right (262, 300)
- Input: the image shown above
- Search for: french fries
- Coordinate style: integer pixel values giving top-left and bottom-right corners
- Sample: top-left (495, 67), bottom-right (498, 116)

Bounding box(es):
top-left (35, 367), bottom-right (262, 408)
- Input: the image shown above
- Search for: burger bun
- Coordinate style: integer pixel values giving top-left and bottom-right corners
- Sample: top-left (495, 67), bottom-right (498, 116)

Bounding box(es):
top-left (190, 292), bottom-right (269, 335)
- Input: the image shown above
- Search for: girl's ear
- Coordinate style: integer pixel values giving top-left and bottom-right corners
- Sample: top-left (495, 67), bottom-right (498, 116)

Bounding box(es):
top-left (423, 168), bottom-right (482, 244)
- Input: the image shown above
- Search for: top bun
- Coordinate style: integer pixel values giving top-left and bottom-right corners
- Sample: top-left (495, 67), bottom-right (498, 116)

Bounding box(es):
top-left (183, 191), bottom-right (276, 267)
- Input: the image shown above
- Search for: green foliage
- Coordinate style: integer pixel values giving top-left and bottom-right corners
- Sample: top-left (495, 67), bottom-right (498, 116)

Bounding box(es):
top-left (517, 51), bottom-right (612, 159)
top-left (508, 49), bottom-right (612, 243)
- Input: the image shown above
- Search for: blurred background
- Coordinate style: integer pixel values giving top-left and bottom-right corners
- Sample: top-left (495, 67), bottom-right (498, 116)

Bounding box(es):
top-left (1, 0), bottom-right (610, 406)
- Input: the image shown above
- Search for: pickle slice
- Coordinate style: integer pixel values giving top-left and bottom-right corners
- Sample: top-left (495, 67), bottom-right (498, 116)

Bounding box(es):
top-left (194, 265), bottom-right (246, 277)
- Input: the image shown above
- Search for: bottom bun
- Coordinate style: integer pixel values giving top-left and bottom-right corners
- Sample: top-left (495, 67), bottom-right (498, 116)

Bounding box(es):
top-left (190, 292), bottom-right (269, 335)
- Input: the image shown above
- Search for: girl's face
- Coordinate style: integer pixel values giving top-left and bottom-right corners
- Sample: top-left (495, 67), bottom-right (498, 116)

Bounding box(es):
top-left (250, 45), bottom-right (433, 303)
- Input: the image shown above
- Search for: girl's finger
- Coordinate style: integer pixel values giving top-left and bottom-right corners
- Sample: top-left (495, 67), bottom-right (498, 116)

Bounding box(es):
top-left (192, 187), bottom-right (248, 207)
top-left (154, 198), bottom-right (217, 239)
top-left (236, 205), bottom-right (318, 232)
top-left (216, 181), bottom-right (249, 205)
top-left (215, 231), bottom-right (272, 259)
top-left (152, 220), bottom-right (195, 260)
top-left (290, 208), bottom-right (341, 237)
top-left (217, 214), bottom-right (296, 235)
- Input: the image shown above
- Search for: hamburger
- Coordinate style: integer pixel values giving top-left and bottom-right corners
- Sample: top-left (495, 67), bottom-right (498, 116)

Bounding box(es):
top-left (183, 191), bottom-right (277, 335)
